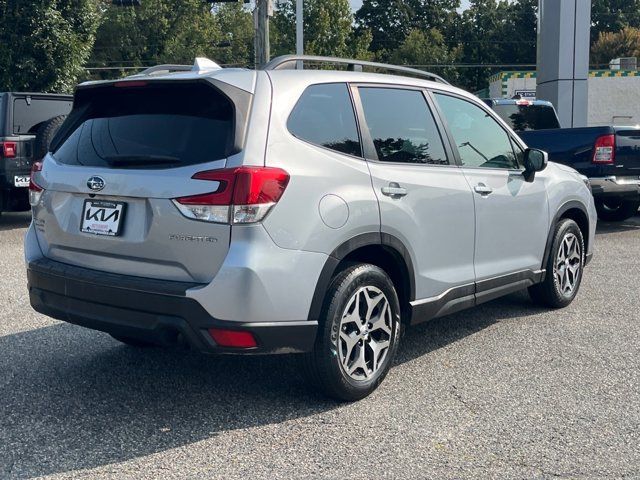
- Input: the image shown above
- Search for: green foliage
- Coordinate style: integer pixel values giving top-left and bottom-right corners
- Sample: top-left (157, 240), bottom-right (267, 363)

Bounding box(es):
top-left (90, 0), bottom-right (223, 79)
top-left (213, 3), bottom-right (254, 67)
top-left (356, 0), bottom-right (459, 54)
top-left (272, 0), bottom-right (371, 58)
top-left (0, 0), bottom-right (100, 93)
top-left (3, 0), bottom-right (640, 94)
top-left (591, 27), bottom-right (640, 66)
top-left (389, 29), bottom-right (461, 83)
top-left (591, 0), bottom-right (640, 42)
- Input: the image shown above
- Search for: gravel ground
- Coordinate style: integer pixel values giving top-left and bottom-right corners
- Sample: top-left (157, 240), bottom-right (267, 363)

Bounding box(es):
top-left (1, 212), bottom-right (639, 479)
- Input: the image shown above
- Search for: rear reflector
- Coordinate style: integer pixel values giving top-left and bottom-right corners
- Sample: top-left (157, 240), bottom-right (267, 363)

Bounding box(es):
top-left (1, 142), bottom-right (16, 158)
top-left (592, 134), bottom-right (615, 164)
top-left (173, 166), bottom-right (289, 224)
top-left (208, 328), bottom-right (258, 348)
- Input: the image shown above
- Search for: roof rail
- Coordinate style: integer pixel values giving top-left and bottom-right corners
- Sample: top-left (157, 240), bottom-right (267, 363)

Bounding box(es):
top-left (263, 55), bottom-right (450, 85)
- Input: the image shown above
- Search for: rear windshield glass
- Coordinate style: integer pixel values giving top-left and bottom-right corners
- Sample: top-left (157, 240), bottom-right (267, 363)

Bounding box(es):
top-left (52, 83), bottom-right (234, 169)
top-left (13, 98), bottom-right (72, 134)
top-left (492, 104), bottom-right (561, 131)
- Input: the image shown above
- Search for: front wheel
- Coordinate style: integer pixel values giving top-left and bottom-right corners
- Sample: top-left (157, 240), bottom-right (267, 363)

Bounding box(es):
top-left (529, 219), bottom-right (585, 308)
top-left (302, 264), bottom-right (402, 401)
top-left (595, 197), bottom-right (640, 222)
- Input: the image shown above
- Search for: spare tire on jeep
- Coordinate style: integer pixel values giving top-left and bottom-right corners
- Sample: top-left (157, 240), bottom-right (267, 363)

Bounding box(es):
top-left (34, 115), bottom-right (67, 160)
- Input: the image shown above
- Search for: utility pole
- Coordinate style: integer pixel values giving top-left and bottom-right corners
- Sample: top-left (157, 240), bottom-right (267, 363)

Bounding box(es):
top-left (254, 0), bottom-right (272, 68)
top-left (296, 0), bottom-right (303, 56)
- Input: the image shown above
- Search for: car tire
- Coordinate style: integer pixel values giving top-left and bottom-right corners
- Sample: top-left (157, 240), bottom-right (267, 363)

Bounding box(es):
top-left (110, 334), bottom-right (155, 348)
top-left (529, 219), bottom-right (585, 309)
top-left (34, 115), bottom-right (67, 161)
top-left (302, 263), bottom-right (402, 402)
top-left (595, 197), bottom-right (640, 222)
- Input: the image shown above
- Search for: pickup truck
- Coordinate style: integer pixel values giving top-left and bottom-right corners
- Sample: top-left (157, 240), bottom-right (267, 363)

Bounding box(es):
top-left (0, 92), bottom-right (72, 214)
top-left (485, 98), bottom-right (640, 222)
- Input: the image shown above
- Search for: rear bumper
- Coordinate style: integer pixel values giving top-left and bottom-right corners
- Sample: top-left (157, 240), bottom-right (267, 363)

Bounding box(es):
top-left (27, 257), bottom-right (318, 355)
top-left (589, 176), bottom-right (640, 199)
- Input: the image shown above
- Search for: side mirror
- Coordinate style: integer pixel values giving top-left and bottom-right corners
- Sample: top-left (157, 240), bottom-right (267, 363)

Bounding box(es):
top-left (523, 148), bottom-right (548, 182)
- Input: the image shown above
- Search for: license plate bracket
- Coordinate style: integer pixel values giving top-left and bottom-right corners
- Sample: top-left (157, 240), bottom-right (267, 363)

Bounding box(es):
top-left (14, 175), bottom-right (30, 188)
top-left (80, 200), bottom-right (126, 237)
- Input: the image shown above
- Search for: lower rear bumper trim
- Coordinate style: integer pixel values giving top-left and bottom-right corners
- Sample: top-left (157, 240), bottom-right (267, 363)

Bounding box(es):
top-left (27, 257), bottom-right (318, 355)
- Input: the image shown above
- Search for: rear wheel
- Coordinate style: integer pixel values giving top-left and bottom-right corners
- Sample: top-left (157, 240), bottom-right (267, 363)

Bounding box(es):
top-left (302, 263), bottom-right (402, 401)
top-left (110, 334), bottom-right (155, 348)
top-left (529, 219), bottom-right (584, 308)
top-left (595, 197), bottom-right (640, 222)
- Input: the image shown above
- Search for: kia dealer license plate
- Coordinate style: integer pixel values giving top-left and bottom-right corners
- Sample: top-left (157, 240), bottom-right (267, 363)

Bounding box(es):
top-left (14, 175), bottom-right (30, 187)
top-left (80, 200), bottom-right (126, 236)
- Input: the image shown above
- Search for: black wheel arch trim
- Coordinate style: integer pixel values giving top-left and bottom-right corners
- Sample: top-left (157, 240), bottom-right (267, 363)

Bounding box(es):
top-left (541, 200), bottom-right (590, 277)
top-left (307, 232), bottom-right (416, 321)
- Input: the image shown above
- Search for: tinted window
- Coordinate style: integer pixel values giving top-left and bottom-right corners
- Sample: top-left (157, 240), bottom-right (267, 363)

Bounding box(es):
top-left (358, 87), bottom-right (448, 165)
top-left (492, 104), bottom-right (561, 131)
top-left (288, 83), bottom-right (361, 157)
top-left (53, 83), bottom-right (234, 169)
top-left (13, 98), bottom-right (72, 134)
top-left (435, 94), bottom-right (518, 170)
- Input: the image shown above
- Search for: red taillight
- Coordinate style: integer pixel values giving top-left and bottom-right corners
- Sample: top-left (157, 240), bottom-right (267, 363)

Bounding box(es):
top-left (173, 166), bottom-right (290, 224)
top-left (1, 142), bottom-right (17, 158)
top-left (208, 328), bottom-right (258, 348)
top-left (114, 80), bottom-right (148, 88)
top-left (29, 161), bottom-right (44, 206)
top-left (592, 134), bottom-right (615, 164)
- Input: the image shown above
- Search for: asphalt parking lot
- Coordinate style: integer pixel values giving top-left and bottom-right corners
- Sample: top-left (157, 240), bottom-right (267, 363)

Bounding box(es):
top-left (1, 212), bottom-right (639, 479)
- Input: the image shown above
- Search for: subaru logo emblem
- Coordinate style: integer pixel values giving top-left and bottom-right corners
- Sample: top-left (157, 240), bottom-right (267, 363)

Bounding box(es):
top-left (87, 176), bottom-right (105, 192)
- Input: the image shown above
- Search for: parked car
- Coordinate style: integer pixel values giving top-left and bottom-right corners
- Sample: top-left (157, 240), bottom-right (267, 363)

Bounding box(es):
top-left (26, 56), bottom-right (596, 401)
top-left (0, 92), bottom-right (72, 215)
top-left (485, 98), bottom-right (640, 222)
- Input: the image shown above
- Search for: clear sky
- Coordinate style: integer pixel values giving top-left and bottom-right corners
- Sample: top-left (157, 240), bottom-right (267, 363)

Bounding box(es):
top-left (349, 0), bottom-right (471, 11)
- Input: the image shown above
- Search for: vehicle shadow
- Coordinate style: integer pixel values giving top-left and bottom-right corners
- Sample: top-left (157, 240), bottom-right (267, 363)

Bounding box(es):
top-left (596, 214), bottom-right (640, 234)
top-left (0, 211), bottom-right (30, 232)
top-left (0, 291), bottom-right (538, 479)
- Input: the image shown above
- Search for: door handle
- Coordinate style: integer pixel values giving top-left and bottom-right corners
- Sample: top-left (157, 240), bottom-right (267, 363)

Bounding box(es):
top-left (381, 183), bottom-right (408, 198)
top-left (474, 183), bottom-right (493, 196)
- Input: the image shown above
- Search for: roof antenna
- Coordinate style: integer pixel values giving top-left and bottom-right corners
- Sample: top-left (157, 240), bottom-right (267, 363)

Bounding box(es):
top-left (193, 58), bottom-right (222, 72)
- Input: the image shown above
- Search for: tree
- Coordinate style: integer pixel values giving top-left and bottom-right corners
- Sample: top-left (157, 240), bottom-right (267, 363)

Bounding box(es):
top-left (213, 3), bottom-right (254, 67)
top-left (499, 0), bottom-right (537, 68)
top-left (454, 0), bottom-right (509, 92)
top-left (355, 0), bottom-right (459, 55)
top-left (272, 0), bottom-right (371, 58)
top-left (591, 27), bottom-right (640, 66)
top-left (591, 0), bottom-right (640, 43)
top-left (90, 0), bottom-right (222, 79)
top-left (388, 29), bottom-right (461, 83)
top-left (0, 0), bottom-right (100, 92)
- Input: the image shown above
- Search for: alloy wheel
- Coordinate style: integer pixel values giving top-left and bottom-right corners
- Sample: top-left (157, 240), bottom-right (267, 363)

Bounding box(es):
top-left (338, 286), bottom-right (393, 381)
top-left (554, 232), bottom-right (582, 297)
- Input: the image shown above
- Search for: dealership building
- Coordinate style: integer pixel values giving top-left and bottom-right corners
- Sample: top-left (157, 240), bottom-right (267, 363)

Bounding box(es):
top-left (481, 69), bottom-right (640, 127)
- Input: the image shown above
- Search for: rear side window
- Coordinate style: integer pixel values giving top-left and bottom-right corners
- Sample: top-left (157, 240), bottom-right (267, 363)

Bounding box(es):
top-left (53, 83), bottom-right (234, 169)
top-left (358, 87), bottom-right (448, 165)
top-left (13, 98), bottom-right (72, 134)
top-left (288, 83), bottom-right (362, 157)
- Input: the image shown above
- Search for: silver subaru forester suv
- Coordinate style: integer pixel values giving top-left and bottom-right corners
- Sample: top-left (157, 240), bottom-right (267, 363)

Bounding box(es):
top-left (26, 56), bottom-right (596, 401)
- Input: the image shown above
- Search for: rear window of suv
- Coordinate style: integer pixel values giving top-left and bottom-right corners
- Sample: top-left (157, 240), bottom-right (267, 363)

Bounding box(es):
top-left (288, 83), bottom-right (362, 157)
top-left (52, 83), bottom-right (234, 169)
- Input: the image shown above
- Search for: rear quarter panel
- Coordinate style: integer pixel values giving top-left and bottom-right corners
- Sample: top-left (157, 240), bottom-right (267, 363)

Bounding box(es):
top-left (260, 72), bottom-right (380, 255)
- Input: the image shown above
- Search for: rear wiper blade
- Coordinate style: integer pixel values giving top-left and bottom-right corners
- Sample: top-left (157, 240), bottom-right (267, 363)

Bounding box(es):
top-left (103, 155), bottom-right (180, 167)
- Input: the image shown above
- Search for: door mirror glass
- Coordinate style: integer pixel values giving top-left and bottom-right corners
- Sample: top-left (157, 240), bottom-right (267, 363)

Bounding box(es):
top-left (524, 148), bottom-right (548, 172)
